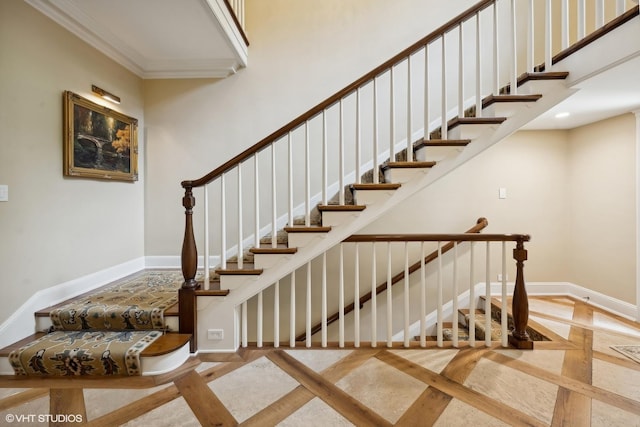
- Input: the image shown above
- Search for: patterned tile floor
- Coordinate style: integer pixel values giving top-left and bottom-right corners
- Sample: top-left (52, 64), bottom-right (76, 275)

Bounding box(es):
top-left (1, 296), bottom-right (639, 426)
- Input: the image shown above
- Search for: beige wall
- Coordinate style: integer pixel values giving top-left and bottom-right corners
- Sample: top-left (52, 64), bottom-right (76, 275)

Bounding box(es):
top-left (0, 1), bottom-right (145, 325)
top-left (567, 114), bottom-right (637, 304)
top-left (143, 0), bottom-right (477, 257)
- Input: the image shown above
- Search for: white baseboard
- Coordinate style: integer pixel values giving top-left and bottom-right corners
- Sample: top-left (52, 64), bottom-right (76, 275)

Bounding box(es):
top-left (0, 257), bottom-right (145, 349)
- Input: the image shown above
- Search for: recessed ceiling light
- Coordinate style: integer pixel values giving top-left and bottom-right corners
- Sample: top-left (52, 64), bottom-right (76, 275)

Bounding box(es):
top-left (555, 112), bottom-right (570, 119)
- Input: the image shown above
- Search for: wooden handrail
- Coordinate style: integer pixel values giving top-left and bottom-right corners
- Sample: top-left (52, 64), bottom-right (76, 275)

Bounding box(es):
top-left (343, 233), bottom-right (530, 243)
top-left (181, 0), bottom-right (495, 189)
top-left (296, 217), bottom-right (489, 342)
top-left (222, 0), bottom-right (250, 47)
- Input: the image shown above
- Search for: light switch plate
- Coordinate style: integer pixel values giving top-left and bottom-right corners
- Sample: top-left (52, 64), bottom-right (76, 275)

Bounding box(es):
top-left (0, 185), bottom-right (8, 202)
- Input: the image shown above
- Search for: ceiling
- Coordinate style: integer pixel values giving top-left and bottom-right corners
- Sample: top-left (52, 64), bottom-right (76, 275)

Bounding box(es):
top-left (25, 0), bottom-right (248, 79)
top-left (524, 54), bottom-right (640, 130)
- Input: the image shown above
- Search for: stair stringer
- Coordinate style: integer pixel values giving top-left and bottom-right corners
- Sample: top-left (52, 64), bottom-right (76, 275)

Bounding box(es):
top-left (195, 86), bottom-right (576, 353)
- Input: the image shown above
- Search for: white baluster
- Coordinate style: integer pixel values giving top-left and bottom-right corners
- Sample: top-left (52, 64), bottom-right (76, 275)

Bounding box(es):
top-left (493, 2), bottom-right (500, 94)
top-left (561, 0), bottom-right (569, 50)
top-left (274, 280), bottom-right (280, 348)
top-left (339, 243), bottom-right (345, 348)
top-left (356, 88), bottom-right (362, 184)
top-left (386, 242), bottom-right (393, 348)
top-left (578, 0), bottom-right (586, 40)
top-left (485, 241), bottom-right (491, 347)
top-left (238, 165), bottom-right (243, 269)
top-left (254, 153), bottom-right (260, 248)
top-left (469, 241), bottom-right (476, 346)
top-left (304, 121), bottom-right (310, 226)
top-left (354, 243), bottom-right (361, 348)
top-left (437, 241), bottom-right (443, 347)
top-left (221, 174), bottom-right (227, 269)
top-left (322, 252), bottom-right (327, 348)
top-left (339, 100), bottom-right (345, 204)
top-left (424, 44), bottom-right (431, 136)
top-left (501, 242), bottom-right (508, 347)
top-left (257, 291), bottom-right (263, 348)
top-left (290, 271), bottom-right (296, 348)
top-left (403, 242), bottom-right (410, 348)
top-left (288, 132), bottom-right (293, 228)
top-left (204, 183), bottom-right (210, 289)
top-left (419, 241), bottom-right (426, 347)
top-left (407, 56), bottom-right (413, 161)
top-left (545, 0), bottom-right (552, 71)
top-left (458, 24), bottom-right (465, 118)
top-left (528, 0), bottom-right (535, 72)
top-left (242, 300), bottom-right (248, 348)
top-left (271, 144), bottom-right (277, 248)
top-left (510, 0), bottom-right (518, 95)
top-left (452, 242), bottom-right (459, 348)
top-left (322, 111), bottom-right (327, 206)
top-left (373, 78), bottom-right (380, 184)
top-left (390, 66), bottom-right (396, 160)
top-left (441, 36), bottom-right (448, 139)
top-left (616, 0), bottom-right (626, 17)
top-left (371, 242), bottom-right (377, 347)
top-left (595, 0), bottom-right (605, 29)
top-left (306, 261), bottom-right (312, 348)
top-left (475, 13), bottom-right (482, 118)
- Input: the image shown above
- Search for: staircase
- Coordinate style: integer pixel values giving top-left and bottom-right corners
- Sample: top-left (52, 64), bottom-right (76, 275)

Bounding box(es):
top-left (175, 1), bottom-right (638, 352)
top-left (178, 1), bottom-right (640, 353)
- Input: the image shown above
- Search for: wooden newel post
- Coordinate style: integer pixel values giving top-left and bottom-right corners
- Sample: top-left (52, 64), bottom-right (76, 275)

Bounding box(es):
top-left (180, 185), bottom-right (199, 352)
top-left (508, 237), bottom-right (533, 349)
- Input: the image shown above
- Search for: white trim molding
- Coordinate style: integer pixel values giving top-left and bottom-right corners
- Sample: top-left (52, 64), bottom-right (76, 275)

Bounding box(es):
top-left (634, 109), bottom-right (640, 321)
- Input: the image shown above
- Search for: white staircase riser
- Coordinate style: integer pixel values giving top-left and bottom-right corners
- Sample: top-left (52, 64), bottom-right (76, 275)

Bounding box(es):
top-left (415, 146), bottom-right (464, 163)
top-left (483, 102), bottom-right (535, 119)
top-left (253, 253), bottom-right (294, 269)
top-left (353, 189), bottom-right (396, 206)
top-left (286, 232), bottom-right (329, 248)
top-left (383, 167), bottom-right (430, 184)
top-left (448, 123), bottom-right (499, 140)
top-left (321, 211), bottom-right (364, 227)
top-left (219, 274), bottom-right (260, 290)
top-left (517, 79), bottom-right (566, 96)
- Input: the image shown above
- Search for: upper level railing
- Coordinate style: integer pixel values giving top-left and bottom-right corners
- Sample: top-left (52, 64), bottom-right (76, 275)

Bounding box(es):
top-left (224, 0), bottom-right (249, 47)
top-left (179, 0), bottom-right (638, 293)
top-left (240, 231), bottom-right (532, 349)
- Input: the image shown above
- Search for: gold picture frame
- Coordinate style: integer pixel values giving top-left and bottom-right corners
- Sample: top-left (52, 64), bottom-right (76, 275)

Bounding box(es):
top-left (63, 91), bottom-right (138, 181)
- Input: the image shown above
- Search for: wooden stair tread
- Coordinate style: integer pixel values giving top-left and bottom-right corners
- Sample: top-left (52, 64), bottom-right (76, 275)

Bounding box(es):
top-left (482, 94), bottom-right (542, 107)
top-left (0, 332), bottom-right (48, 357)
top-left (351, 183), bottom-right (401, 190)
top-left (448, 116), bottom-right (507, 129)
top-left (416, 139), bottom-right (471, 148)
top-left (283, 226), bottom-right (331, 233)
top-left (382, 161), bottom-right (436, 169)
top-left (215, 267), bottom-right (263, 275)
top-left (140, 333), bottom-right (191, 357)
top-left (317, 204), bottom-right (366, 212)
top-left (250, 246), bottom-right (298, 254)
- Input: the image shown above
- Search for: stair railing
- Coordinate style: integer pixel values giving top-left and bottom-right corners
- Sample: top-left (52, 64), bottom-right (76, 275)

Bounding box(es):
top-left (240, 231), bottom-right (532, 349)
top-left (178, 0), bottom-right (638, 349)
top-left (297, 217), bottom-right (489, 342)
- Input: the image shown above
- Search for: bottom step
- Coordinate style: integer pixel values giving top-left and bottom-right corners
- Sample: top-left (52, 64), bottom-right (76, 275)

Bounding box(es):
top-left (0, 331), bottom-right (190, 377)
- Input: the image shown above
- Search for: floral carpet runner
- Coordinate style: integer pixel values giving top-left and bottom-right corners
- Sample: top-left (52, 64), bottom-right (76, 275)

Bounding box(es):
top-left (9, 330), bottom-right (162, 376)
top-left (50, 270), bottom-right (183, 331)
top-left (9, 271), bottom-right (184, 376)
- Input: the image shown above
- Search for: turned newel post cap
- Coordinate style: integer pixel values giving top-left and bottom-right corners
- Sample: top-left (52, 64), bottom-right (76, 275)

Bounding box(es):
top-left (182, 187), bottom-right (196, 209)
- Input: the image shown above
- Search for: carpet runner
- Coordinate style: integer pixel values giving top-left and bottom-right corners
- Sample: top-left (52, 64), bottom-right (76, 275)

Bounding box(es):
top-left (9, 271), bottom-right (186, 377)
top-left (50, 270), bottom-right (183, 331)
top-left (9, 330), bottom-right (162, 376)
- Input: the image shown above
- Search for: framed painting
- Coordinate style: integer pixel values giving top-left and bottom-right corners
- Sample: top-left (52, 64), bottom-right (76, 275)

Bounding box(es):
top-left (63, 91), bottom-right (138, 181)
